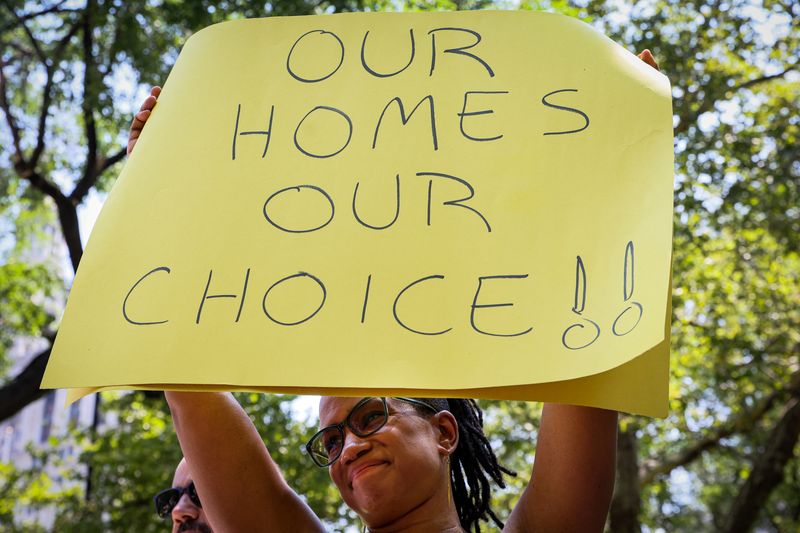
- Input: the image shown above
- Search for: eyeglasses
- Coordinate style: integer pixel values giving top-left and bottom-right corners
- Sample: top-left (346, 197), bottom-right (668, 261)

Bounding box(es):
top-left (154, 481), bottom-right (201, 518)
top-left (305, 397), bottom-right (438, 467)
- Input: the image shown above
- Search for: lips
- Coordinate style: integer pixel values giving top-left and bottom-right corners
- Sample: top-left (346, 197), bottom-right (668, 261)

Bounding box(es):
top-left (348, 460), bottom-right (388, 485)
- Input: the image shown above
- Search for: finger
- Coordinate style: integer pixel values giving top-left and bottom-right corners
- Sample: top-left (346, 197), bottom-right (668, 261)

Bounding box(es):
top-left (129, 109), bottom-right (151, 132)
top-left (127, 138), bottom-right (137, 157)
top-left (637, 49), bottom-right (660, 71)
top-left (151, 86), bottom-right (162, 97)
top-left (641, 49), bottom-right (658, 69)
top-left (138, 94), bottom-right (159, 113)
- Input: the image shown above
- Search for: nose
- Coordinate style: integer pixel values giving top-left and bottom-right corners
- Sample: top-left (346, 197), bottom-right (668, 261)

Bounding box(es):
top-left (339, 429), bottom-right (370, 464)
top-left (171, 492), bottom-right (200, 525)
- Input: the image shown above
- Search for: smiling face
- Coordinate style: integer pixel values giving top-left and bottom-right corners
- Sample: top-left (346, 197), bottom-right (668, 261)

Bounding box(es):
top-left (318, 397), bottom-right (455, 528)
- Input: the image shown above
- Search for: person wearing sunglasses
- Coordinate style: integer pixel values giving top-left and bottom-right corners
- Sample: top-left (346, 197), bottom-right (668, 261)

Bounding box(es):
top-left (131, 49), bottom-right (660, 533)
top-left (154, 458), bottom-right (214, 533)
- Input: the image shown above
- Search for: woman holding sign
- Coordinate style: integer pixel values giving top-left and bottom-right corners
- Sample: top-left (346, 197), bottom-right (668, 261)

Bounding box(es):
top-left (131, 50), bottom-right (659, 533)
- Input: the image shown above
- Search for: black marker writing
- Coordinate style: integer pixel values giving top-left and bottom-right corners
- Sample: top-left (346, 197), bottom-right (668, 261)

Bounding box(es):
top-left (470, 275), bottom-right (532, 337)
top-left (286, 30), bottom-right (344, 83)
top-left (392, 274), bottom-right (452, 336)
top-left (572, 256), bottom-right (587, 314)
top-left (458, 91), bottom-right (509, 142)
top-left (262, 272), bottom-right (327, 326)
top-left (263, 185), bottom-right (335, 233)
top-left (122, 266), bottom-right (171, 326)
top-left (373, 95), bottom-right (438, 150)
top-left (542, 89), bottom-right (590, 136)
top-left (231, 104), bottom-right (275, 160)
top-left (612, 240), bottom-right (643, 336)
top-left (293, 105), bottom-right (353, 159)
top-left (361, 29), bottom-right (415, 78)
top-left (352, 174), bottom-right (401, 230)
top-left (418, 171), bottom-right (491, 232)
top-left (196, 268), bottom-right (251, 324)
top-left (361, 274), bottom-right (372, 323)
top-left (428, 27), bottom-right (495, 78)
top-left (561, 255), bottom-right (600, 350)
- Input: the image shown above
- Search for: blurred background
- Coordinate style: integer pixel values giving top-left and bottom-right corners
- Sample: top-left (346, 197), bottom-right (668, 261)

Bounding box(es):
top-left (0, 0), bottom-right (797, 531)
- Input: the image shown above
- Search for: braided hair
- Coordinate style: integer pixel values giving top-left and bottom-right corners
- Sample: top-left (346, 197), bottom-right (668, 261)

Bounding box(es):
top-left (411, 398), bottom-right (516, 532)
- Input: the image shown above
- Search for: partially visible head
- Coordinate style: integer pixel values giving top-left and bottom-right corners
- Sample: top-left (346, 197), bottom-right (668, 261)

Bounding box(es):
top-left (154, 458), bottom-right (213, 533)
top-left (314, 397), bottom-right (513, 532)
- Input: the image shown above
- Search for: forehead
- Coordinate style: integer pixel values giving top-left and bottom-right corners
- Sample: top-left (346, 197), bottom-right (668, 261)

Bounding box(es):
top-left (318, 397), bottom-right (416, 426)
top-left (172, 459), bottom-right (192, 487)
top-left (318, 396), bottom-right (362, 425)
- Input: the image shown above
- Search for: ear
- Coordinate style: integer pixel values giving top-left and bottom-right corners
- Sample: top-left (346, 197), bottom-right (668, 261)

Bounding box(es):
top-left (433, 410), bottom-right (459, 456)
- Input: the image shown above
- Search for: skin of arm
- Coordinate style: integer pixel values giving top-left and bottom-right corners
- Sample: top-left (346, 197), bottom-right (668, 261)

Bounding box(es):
top-left (504, 404), bottom-right (619, 532)
top-left (166, 391), bottom-right (326, 532)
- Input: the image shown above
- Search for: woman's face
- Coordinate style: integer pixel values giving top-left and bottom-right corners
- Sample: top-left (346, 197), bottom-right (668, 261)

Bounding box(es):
top-left (317, 397), bottom-right (451, 527)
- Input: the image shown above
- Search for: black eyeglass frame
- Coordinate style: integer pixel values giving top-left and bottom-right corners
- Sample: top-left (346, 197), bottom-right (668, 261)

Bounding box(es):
top-left (305, 397), bottom-right (439, 468)
top-left (154, 481), bottom-right (201, 519)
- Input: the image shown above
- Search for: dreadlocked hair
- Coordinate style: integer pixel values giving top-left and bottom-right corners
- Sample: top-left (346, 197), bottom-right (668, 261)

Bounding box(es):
top-left (411, 398), bottom-right (516, 532)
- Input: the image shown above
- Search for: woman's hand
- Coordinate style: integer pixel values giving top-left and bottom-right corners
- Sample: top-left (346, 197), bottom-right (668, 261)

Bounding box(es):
top-left (637, 49), bottom-right (660, 71)
top-left (127, 86), bottom-right (161, 156)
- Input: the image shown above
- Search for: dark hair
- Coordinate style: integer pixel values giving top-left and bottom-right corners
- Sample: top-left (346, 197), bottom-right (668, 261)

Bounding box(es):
top-left (411, 398), bottom-right (516, 532)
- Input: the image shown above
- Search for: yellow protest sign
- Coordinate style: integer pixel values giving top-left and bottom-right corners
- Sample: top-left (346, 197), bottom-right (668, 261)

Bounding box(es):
top-left (44, 10), bottom-right (674, 417)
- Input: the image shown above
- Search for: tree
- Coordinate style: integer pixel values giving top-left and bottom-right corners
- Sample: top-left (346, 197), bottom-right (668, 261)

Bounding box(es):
top-left (579, 0), bottom-right (800, 530)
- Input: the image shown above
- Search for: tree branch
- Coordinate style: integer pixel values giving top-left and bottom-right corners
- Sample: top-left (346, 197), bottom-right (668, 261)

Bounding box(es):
top-left (641, 369), bottom-right (800, 485)
top-left (4, 3), bottom-right (46, 62)
top-left (0, 344), bottom-right (53, 422)
top-left (0, 1), bottom-right (76, 33)
top-left (70, 146), bottom-right (127, 203)
top-left (2, 40), bottom-right (36, 60)
top-left (720, 394), bottom-right (800, 533)
top-left (31, 20), bottom-right (82, 167)
top-left (55, 194), bottom-right (83, 272)
top-left (735, 64), bottom-right (799, 91)
top-left (675, 63), bottom-right (799, 136)
top-left (9, 167), bottom-right (82, 270)
top-left (100, 147), bottom-right (127, 173)
top-left (78, 4), bottom-right (98, 203)
top-left (0, 57), bottom-right (24, 160)
top-left (20, 169), bottom-right (66, 202)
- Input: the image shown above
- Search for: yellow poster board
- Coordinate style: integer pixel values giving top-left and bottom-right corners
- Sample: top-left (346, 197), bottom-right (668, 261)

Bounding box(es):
top-left (43, 10), bottom-right (673, 417)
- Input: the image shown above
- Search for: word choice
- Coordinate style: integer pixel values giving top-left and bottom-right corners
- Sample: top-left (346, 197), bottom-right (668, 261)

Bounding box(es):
top-left (122, 267), bottom-right (532, 338)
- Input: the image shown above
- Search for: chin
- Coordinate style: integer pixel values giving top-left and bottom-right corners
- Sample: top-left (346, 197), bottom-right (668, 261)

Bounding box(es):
top-left (351, 483), bottom-right (390, 513)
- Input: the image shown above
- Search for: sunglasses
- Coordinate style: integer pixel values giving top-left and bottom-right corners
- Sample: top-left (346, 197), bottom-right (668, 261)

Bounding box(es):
top-left (154, 481), bottom-right (201, 518)
top-left (305, 397), bottom-right (438, 467)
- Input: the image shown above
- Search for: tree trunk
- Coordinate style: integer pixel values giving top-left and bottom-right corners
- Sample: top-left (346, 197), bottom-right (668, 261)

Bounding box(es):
top-left (609, 420), bottom-right (641, 533)
top-left (0, 346), bottom-right (52, 421)
top-left (721, 396), bottom-right (800, 533)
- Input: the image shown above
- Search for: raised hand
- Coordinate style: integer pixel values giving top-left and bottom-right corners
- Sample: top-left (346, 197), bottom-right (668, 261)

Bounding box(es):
top-left (127, 86), bottom-right (161, 156)
top-left (637, 49), bottom-right (660, 71)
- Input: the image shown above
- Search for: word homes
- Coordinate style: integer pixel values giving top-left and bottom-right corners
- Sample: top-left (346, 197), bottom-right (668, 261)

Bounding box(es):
top-left (231, 89), bottom-right (591, 162)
